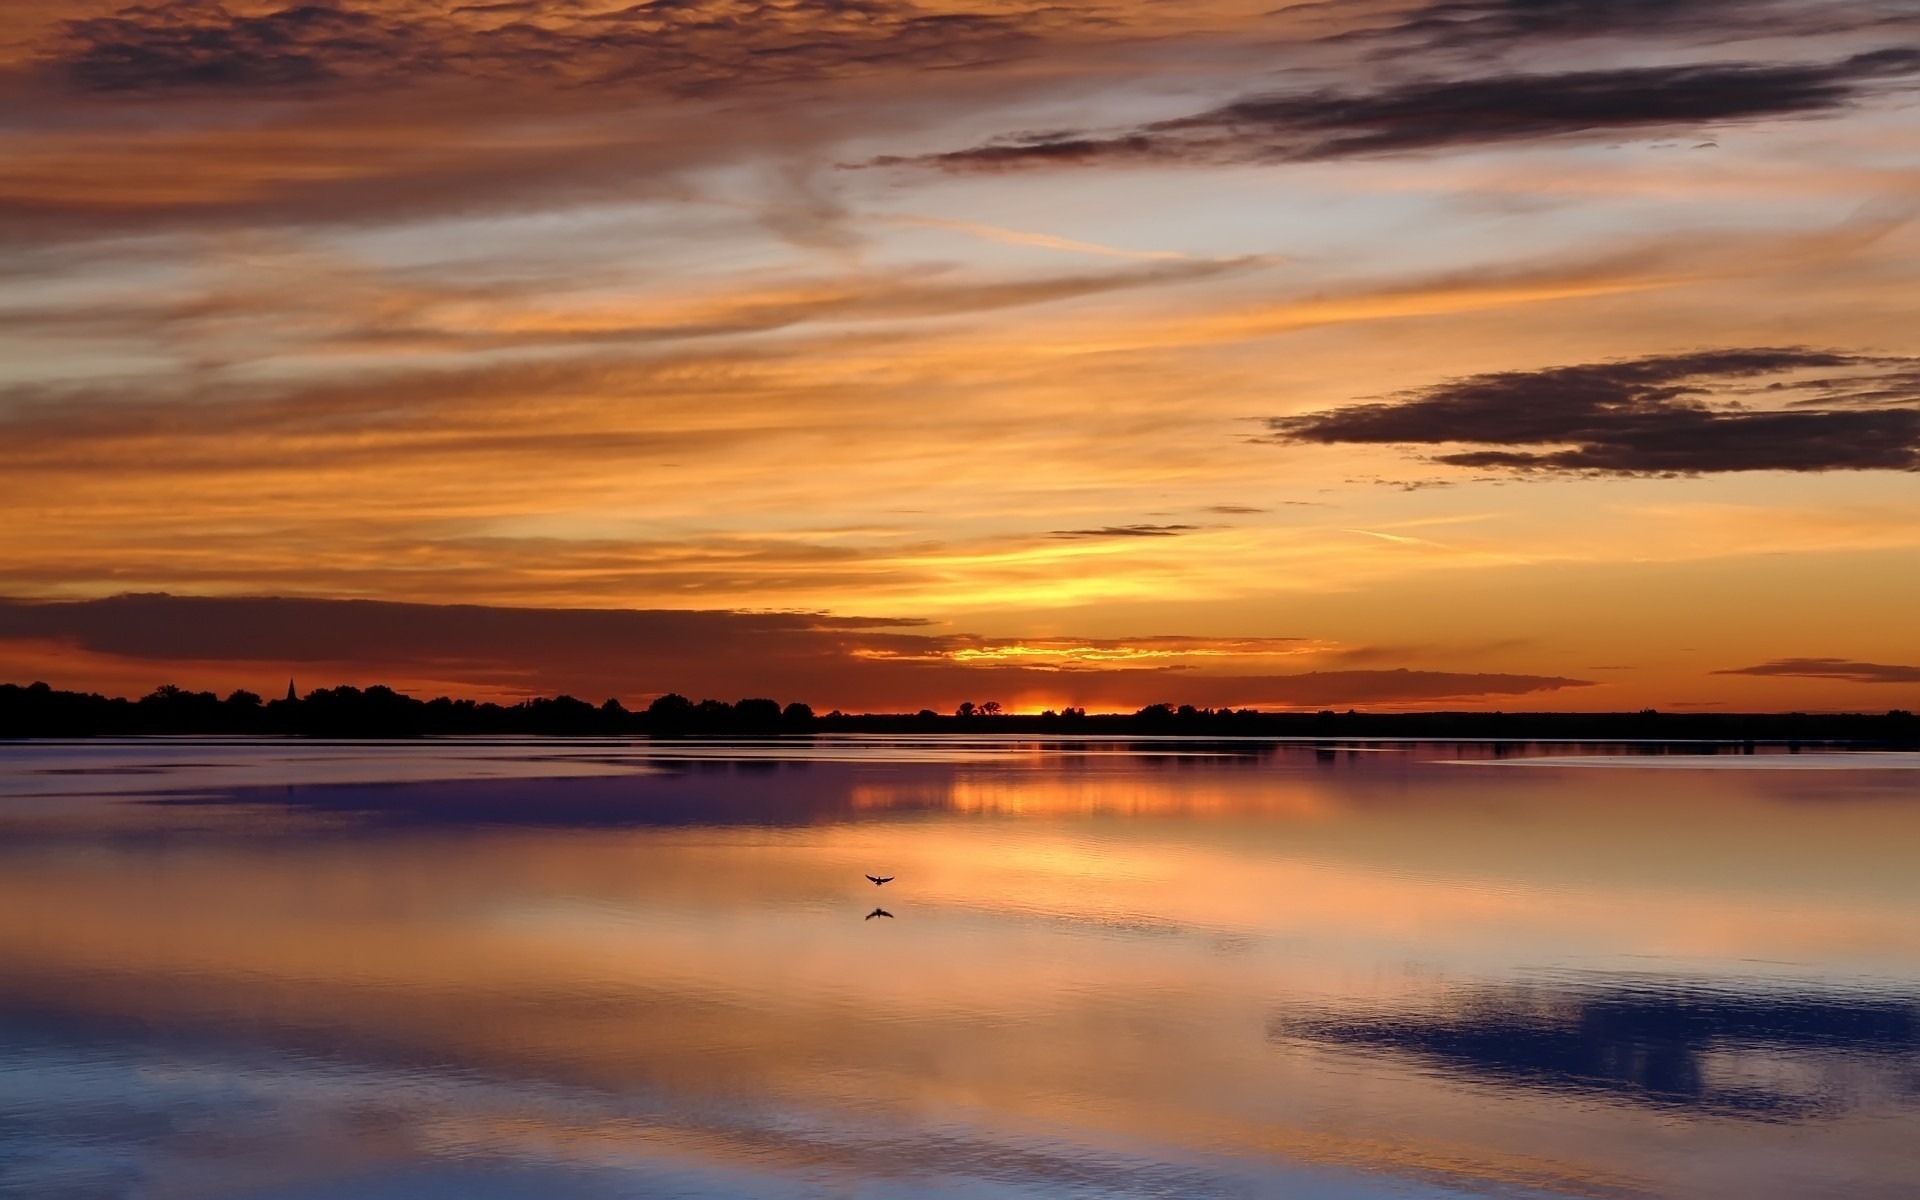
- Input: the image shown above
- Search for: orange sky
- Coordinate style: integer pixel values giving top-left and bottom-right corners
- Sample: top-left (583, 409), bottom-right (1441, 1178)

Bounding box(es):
top-left (2, 0), bottom-right (1918, 710)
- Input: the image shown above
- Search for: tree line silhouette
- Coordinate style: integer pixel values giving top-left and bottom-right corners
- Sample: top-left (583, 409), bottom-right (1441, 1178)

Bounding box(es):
top-left (0, 681), bottom-right (810, 738)
top-left (0, 680), bottom-right (1914, 743)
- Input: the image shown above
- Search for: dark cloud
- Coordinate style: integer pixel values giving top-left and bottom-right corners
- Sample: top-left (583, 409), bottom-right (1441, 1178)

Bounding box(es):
top-left (1203, 504), bottom-right (1268, 514)
top-left (1335, 0), bottom-right (1916, 54)
top-left (0, 592), bottom-right (921, 666)
top-left (1382, 0), bottom-right (1758, 43)
top-left (1047, 524), bottom-right (1199, 539)
top-left (1714, 658), bottom-right (1920, 684)
top-left (888, 51), bottom-right (1920, 170)
top-left (1262, 348), bottom-right (1920, 476)
top-left (57, 3), bottom-right (433, 91)
top-left (46, 0), bottom-right (1070, 96)
top-left (0, 593), bottom-right (1591, 710)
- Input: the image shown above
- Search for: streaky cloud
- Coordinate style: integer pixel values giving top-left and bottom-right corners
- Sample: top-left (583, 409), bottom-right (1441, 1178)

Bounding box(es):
top-left (1261, 348), bottom-right (1920, 476)
top-left (1332, 0), bottom-right (1920, 54)
top-left (1047, 524), bottom-right (1200, 539)
top-left (1221, 667), bottom-right (1592, 707)
top-left (886, 51), bottom-right (1920, 170)
top-left (1715, 658), bottom-right (1920, 684)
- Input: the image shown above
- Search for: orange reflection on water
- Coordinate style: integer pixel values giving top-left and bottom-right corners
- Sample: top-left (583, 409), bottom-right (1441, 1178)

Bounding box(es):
top-left (0, 743), bottom-right (1916, 1198)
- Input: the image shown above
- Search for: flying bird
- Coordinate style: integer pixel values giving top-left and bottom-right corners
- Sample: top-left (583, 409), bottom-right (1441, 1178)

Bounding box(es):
top-left (866, 907), bottom-right (894, 920)
top-left (866, 874), bottom-right (893, 886)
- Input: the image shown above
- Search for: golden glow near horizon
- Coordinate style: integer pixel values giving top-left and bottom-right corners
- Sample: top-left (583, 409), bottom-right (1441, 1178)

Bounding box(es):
top-left (2, 0), bottom-right (1919, 709)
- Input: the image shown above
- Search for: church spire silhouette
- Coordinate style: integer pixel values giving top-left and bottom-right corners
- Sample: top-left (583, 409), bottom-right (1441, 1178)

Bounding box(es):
top-left (285, 679), bottom-right (297, 703)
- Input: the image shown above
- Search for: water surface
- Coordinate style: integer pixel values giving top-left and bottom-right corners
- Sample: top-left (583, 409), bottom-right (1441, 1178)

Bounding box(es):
top-left (2, 737), bottom-right (1916, 1199)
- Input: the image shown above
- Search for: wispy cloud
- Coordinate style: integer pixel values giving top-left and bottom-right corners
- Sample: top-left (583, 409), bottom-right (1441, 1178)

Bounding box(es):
top-left (882, 215), bottom-right (1195, 262)
top-left (1047, 524), bottom-right (1202, 539)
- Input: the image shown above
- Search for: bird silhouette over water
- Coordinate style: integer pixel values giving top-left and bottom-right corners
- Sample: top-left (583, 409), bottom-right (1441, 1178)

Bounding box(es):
top-left (865, 907), bottom-right (894, 920)
top-left (866, 874), bottom-right (893, 886)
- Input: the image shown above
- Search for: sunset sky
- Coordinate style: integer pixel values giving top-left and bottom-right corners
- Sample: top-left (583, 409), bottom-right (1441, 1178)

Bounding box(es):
top-left (3, 0), bottom-right (1918, 711)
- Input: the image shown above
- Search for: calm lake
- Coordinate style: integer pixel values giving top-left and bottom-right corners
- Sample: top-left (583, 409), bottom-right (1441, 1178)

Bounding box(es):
top-left (1, 738), bottom-right (1916, 1199)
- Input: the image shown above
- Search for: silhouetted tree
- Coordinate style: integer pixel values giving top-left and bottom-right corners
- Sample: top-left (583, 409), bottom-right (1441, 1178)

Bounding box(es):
top-left (137, 684), bottom-right (223, 733)
top-left (221, 689), bottom-right (264, 732)
top-left (523, 694), bottom-right (598, 734)
top-left (734, 698), bottom-right (782, 734)
top-left (1133, 703), bottom-right (1175, 730)
top-left (647, 692), bottom-right (694, 735)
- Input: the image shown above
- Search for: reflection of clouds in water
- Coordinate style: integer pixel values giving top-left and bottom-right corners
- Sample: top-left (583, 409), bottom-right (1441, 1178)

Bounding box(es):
top-left (0, 1023), bottom-right (1471, 1200)
top-left (1272, 979), bottom-right (1920, 1120)
top-left (0, 739), bottom-right (657, 801)
top-left (5, 741), bottom-right (1920, 1199)
top-left (130, 749), bottom-right (1318, 830)
top-left (164, 769), bottom-right (867, 828)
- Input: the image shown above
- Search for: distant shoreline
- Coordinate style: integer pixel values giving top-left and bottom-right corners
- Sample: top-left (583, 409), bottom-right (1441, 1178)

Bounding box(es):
top-left (2, 680), bottom-right (1914, 744)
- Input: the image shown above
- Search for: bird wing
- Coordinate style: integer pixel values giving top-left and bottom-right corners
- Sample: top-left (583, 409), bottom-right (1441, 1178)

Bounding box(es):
top-left (866, 874), bottom-right (894, 885)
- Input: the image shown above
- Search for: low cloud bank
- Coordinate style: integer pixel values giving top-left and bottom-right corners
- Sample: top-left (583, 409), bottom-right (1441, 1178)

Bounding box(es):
top-left (0, 593), bottom-right (1591, 711)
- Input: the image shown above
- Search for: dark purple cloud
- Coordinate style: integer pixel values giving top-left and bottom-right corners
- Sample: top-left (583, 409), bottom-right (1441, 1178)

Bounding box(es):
top-left (45, 0), bottom-right (1067, 96)
top-left (886, 51), bottom-right (1920, 170)
top-left (1262, 348), bottom-right (1920, 476)
top-left (57, 3), bottom-right (430, 91)
top-left (1334, 0), bottom-right (1917, 54)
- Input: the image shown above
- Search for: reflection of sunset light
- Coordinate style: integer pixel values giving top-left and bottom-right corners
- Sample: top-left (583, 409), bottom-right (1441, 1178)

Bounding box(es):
top-left (3, 744), bottom-right (1919, 1195)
